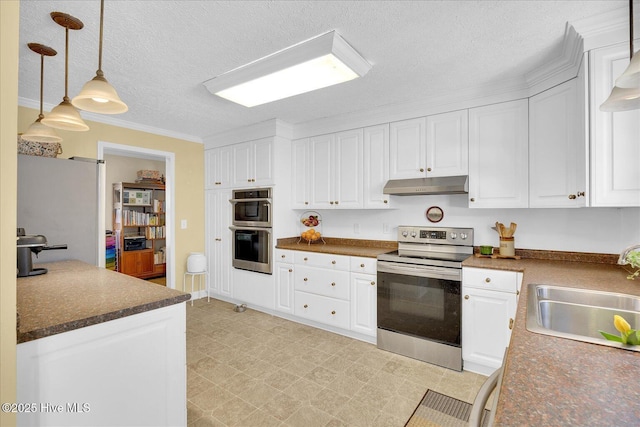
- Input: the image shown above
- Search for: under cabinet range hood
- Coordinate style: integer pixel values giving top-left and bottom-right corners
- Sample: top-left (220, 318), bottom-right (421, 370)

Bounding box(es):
top-left (383, 175), bottom-right (469, 196)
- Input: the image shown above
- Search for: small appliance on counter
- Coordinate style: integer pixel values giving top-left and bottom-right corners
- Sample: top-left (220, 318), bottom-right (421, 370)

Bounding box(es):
top-left (16, 228), bottom-right (67, 277)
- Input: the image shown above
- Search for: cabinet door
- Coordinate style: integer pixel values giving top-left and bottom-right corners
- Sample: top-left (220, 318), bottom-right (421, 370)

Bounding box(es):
top-left (205, 189), bottom-right (232, 297)
top-left (309, 134), bottom-right (334, 209)
top-left (253, 138), bottom-right (273, 186)
top-left (204, 149), bottom-right (216, 190)
top-left (333, 129), bottom-right (363, 209)
top-left (217, 146), bottom-right (233, 188)
top-left (530, 79), bottom-right (586, 207)
top-left (389, 117), bottom-right (426, 179)
top-left (468, 99), bottom-right (529, 208)
top-left (590, 42), bottom-right (640, 207)
top-left (426, 110), bottom-right (469, 177)
top-left (232, 142), bottom-right (252, 187)
top-left (363, 125), bottom-right (391, 208)
top-left (462, 286), bottom-right (516, 374)
top-left (350, 273), bottom-right (377, 336)
top-left (291, 139), bottom-right (310, 209)
top-left (139, 250), bottom-right (155, 274)
top-left (275, 263), bottom-right (294, 314)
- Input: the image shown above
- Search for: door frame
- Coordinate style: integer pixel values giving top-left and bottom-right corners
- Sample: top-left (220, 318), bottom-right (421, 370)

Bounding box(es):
top-left (97, 141), bottom-right (176, 290)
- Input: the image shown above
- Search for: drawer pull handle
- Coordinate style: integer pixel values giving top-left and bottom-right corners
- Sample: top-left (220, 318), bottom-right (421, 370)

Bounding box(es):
top-left (331, 310), bottom-right (336, 315)
top-left (360, 263), bottom-right (365, 268)
top-left (304, 304), bottom-right (308, 308)
top-left (370, 281), bottom-right (375, 286)
top-left (516, 290), bottom-right (520, 296)
top-left (303, 278), bottom-right (308, 282)
top-left (509, 318), bottom-right (514, 330)
top-left (464, 295), bottom-right (469, 300)
top-left (331, 282), bottom-right (336, 287)
top-left (485, 278), bottom-right (491, 283)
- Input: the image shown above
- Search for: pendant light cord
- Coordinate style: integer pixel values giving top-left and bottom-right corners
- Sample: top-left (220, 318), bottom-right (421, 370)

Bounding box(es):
top-left (630, 0), bottom-right (634, 59)
top-left (38, 53), bottom-right (44, 117)
top-left (98, 0), bottom-right (104, 75)
top-left (64, 26), bottom-right (69, 100)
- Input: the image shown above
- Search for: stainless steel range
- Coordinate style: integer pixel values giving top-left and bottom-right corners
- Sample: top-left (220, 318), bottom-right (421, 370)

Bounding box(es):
top-left (377, 226), bottom-right (474, 371)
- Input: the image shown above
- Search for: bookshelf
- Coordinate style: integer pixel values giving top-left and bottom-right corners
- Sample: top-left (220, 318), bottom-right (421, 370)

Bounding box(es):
top-left (113, 182), bottom-right (166, 279)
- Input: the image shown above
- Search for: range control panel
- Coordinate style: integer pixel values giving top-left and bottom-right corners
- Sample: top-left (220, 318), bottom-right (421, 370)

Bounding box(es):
top-left (397, 226), bottom-right (474, 246)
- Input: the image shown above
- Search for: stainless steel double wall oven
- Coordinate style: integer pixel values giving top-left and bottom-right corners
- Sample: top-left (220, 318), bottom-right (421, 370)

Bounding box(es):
top-left (377, 226), bottom-right (474, 371)
top-left (229, 188), bottom-right (272, 274)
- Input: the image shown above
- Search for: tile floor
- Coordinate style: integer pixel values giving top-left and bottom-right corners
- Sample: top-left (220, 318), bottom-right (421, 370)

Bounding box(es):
top-left (186, 299), bottom-right (488, 427)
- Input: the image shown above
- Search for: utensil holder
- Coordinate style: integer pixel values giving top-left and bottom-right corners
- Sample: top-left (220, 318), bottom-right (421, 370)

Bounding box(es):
top-left (499, 237), bottom-right (515, 257)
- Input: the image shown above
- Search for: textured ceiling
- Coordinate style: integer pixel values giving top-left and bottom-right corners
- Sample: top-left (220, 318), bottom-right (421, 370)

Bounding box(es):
top-left (17, 0), bottom-right (626, 142)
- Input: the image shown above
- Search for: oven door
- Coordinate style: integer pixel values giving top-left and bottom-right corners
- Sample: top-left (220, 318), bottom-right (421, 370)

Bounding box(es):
top-left (377, 261), bottom-right (461, 347)
top-left (230, 226), bottom-right (272, 274)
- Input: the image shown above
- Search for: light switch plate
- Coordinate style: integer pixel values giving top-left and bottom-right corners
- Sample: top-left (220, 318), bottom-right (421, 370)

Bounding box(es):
top-left (181, 219), bottom-right (187, 229)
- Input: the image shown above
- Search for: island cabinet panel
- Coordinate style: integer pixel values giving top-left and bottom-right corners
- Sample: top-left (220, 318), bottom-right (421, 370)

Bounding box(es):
top-left (17, 303), bottom-right (186, 427)
top-left (590, 41), bottom-right (640, 207)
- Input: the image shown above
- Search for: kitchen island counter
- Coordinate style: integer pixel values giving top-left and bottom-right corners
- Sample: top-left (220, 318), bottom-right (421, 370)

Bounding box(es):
top-left (276, 236), bottom-right (397, 258)
top-left (463, 256), bottom-right (640, 426)
top-left (17, 259), bottom-right (190, 343)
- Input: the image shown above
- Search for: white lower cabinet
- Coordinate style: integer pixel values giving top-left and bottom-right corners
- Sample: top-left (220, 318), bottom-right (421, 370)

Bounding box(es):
top-left (294, 291), bottom-right (351, 330)
top-left (350, 272), bottom-right (377, 336)
top-left (462, 267), bottom-right (522, 375)
top-left (275, 259), bottom-right (294, 314)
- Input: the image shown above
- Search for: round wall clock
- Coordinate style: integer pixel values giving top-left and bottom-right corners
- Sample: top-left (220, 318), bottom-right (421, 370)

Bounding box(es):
top-left (426, 206), bottom-right (444, 223)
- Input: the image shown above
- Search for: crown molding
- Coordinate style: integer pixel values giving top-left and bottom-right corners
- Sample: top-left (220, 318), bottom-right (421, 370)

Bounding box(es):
top-left (203, 118), bottom-right (294, 148)
top-left (18, 97), bottom-right (203, 144)
top-left (571, 6), bottom-right (637, 51)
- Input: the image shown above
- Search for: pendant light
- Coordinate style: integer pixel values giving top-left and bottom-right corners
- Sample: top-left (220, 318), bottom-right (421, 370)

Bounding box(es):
top-left (600, 0), bottom-right (640, 112)
top-left (41, 12), bottom-right (89, 131)
top-left (21, 43), bottom-right (62, 143)
top-left (72, 0), bottom-right (128, 114)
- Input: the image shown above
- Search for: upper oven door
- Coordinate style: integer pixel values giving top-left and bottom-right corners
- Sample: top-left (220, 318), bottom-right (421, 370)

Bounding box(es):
top-left (230, 188), bottom-right (272, 227)
top-left (377, 260), bottom-right (462, 347)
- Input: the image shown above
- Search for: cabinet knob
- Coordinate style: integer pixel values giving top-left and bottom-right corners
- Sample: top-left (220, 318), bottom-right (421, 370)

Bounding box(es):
top-left (288, 269), bottom-right (292, 273)
top-left (304, 304), bottom-right (308, 308)
top-left (577, 191), bottom-right (585, 197)
top-left (331, 260), bottom-right (336, 265)
top-left (464, 295), bottom-right (469, 300)
top-left (335, 201), bottom-right (339, 205)
top-left (419, 168), bottom-right (424, 172)
top-left (331, 310), bottom-right (336, 315)
top-left (330, 201), bottom-right (334, 205)
top-left (485, 277), bottom-right (491, 283)
top-left (304, 257), bottom-right (308, 261)
top-left (370, 281), bottom-right (375, 286)
top-left (303, 277), bottom-right (308, 282)
top-left (215, 238), bottom-right (222, 241)
top-left (247, 179), bottom-right (251, 182)
top-left (331, 282), bottom-right (336, 286)
top-left (427, 167), bottom-right (432, 172)
top-left (470, 198), bottom-right (475, 202)
top-left (509, 318), bottom-right (514, 330)
top-left (305, 202), bottom-right (309, 205)
top-left (281, 254), bottom-right (286, 258)
top-left (360, 263), bottom-right (365, 268)
top-left (384, 200), bottom-right (388, 204)
top-left (568, 194), bottom-right (577, 200)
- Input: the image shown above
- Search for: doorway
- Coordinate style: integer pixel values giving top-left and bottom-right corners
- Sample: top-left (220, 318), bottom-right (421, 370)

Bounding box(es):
top-left (97, 141), bottom-right (176, 289)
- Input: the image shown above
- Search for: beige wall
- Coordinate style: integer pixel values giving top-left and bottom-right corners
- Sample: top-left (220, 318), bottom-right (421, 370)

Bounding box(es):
top-left (18, 106), bottom-right (206, 291)
top-left (1, 2), bottom-right (19, 425)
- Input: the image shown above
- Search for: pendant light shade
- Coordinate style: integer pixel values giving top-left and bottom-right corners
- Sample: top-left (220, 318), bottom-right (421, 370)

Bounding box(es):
top-left (600, 85), bottom-right (640, 112)
top-left (21, 43), bottom-right (62, 143)
top-left (616, 50), bottom-right (640, 89)
top-left (41, 12), bottom-right (89, 132)
top-left (72, 0), bottom-right (127, 114)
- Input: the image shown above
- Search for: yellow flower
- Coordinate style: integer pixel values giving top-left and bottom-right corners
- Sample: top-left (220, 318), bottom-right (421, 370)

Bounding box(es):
top-left (614, 315), bottom-right (631, 334)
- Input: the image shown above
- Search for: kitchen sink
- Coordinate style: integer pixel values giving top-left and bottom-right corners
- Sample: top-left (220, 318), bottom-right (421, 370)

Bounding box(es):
top-left (526, 283), bottom-right (640, 352)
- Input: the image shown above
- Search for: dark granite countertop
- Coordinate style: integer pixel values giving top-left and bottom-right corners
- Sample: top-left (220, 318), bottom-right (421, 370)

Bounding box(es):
top-left (463, 256), bottom-right (640, 426)
top-left (276, 237), bottom-right (397, 258)
top-left (16, 260), bottom-right (190, 344)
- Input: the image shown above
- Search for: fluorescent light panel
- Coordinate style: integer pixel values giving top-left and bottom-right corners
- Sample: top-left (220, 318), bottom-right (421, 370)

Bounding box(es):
top-left (204, 31), bottom-right (371, 107)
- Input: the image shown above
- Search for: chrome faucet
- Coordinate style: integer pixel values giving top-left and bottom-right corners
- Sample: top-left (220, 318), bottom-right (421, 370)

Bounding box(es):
top-left (618, 244), bottom-right (640, 265)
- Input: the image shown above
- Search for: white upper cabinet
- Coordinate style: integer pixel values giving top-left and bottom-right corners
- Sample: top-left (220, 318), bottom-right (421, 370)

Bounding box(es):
top-left (426, 110), bottom-right (469, 177)
top-left (308, 129), bottom-right (364, 209)
top-left (291, 138), bottom-right (311, 209)
top-left (590, 42), bottom-right (640, 207)
top-left (389, 117), bottom-right (426, 179)
top-left (529, 74), bottom-right (587, 208)
top-left (204, 146), bottom-right (233, 189)
top-left (232, 138), bottom-right (273, 187)
top-left (468, 99), bottom-right (529, 208)
top-left (363, 124), bottom-right (391, 208)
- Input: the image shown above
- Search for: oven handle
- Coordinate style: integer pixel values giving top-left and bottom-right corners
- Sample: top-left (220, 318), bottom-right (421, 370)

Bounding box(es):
top-left (229, 198), bottom-right (272, 204)
top-left (229, 226), bottom-right (272, 233)
top-left (377, 261), bottom-right (460, 281)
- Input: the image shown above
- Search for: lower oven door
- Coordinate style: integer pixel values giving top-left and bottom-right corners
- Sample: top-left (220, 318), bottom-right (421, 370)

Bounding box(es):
top-left (229, 226), bottom-right (272, 274)
top-left (377, 260), bottom-right (462, 347)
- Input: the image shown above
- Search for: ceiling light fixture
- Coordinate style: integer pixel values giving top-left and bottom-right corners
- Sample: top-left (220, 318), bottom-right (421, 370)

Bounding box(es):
top-left (41, 12), bottom-right (89, 131)
top-left (21, 43), bottom-right (62, 143)
top-left (600, 0), bottom-right (640, 112)
top-left (203, 30), bottom-right (372, 107)
top-left (72, 0), bottom-right (128, 114)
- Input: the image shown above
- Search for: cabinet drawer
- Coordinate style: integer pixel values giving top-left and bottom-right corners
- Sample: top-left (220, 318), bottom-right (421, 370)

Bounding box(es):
top-left (294, 251), bottom-right (350, 271)
top-left (463, 267), bottom-right (519, 293)
top-left (350, 256), bottom-right (377, 275)
top-left (294, 291), bottom-right (350, 330)
top-left (275, 249), bottom-right (295, 263)
top-left (294, 266), bottom-right (350, 300)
